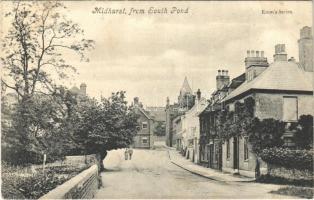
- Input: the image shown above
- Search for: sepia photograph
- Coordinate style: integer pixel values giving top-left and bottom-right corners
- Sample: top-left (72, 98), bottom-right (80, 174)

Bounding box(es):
top-left (0, 0), bottom-right (313, 199)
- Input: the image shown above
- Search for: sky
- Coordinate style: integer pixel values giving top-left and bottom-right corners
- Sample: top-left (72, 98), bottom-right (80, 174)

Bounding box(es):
top-left (1, 1), bottom-right (312, 107)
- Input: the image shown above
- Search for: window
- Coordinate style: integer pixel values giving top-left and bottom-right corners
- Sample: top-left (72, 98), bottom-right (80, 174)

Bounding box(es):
top-left (226, 140), bottom-right (230, 159)
top-left (283, 97), bottom-right (298, 122)
top-left (244, 137), bottom-right (249, 161)
top-left (142, 122), bottom-right (148, 129)
top-left (142, 137), bottom-right (148, 144)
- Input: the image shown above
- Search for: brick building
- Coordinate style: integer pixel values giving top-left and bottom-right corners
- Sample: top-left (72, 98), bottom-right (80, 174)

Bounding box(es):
top-left (132, 97), bottom-right (155, 149)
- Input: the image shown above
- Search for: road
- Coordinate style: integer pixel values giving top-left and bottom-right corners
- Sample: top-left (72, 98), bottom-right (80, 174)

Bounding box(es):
top-left (94, 148), bottom-right (291, 199)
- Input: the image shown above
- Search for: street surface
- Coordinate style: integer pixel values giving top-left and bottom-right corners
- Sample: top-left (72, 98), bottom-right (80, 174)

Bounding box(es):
top-left (94, 148), bottom-right (291, 199)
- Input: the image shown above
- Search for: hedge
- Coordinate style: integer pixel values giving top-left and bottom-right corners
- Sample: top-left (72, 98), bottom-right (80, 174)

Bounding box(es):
top-left (260, 147), bottom-right (313, 171)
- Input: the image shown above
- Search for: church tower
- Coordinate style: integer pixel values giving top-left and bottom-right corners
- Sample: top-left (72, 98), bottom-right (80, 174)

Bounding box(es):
top-left (298, 26), bottom-right (313, 72)
top-left (178, 77), bottom-right (195, 110)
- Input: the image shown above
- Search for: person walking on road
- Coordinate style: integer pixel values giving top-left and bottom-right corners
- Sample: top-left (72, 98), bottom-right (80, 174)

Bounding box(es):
top-left (124, 148), bottom-right (129, 160)
top-left (128, 148), bottom-right (133, 160)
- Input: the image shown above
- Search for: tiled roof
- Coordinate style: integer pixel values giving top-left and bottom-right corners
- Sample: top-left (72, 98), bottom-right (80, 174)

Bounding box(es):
top-left (149, 110), bottom-right (166, 122)
top-left (137, 107), bottom-right (152, 120)
top-left (224, 61), bottom-right (313, 101)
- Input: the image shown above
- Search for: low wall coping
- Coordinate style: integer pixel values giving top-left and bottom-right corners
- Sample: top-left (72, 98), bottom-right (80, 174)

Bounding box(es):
top-left (39, 164), bottom-right (98, 199)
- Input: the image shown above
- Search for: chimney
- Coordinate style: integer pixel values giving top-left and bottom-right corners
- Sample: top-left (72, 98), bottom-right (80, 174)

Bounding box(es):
top-left (166, 97), bottom-right (170, 107)
top-left (196, 89), bottom-right (201, 100)
top-left (273, 44), bottom-right (287, 62)
top-left (134, 97), bottom-right (139, 105)
top-left (216, 69), bottom-right (230, 90)
top-left (80, 83), bottom-right (87, 96)
top-left (245, 49), bottom-right (269, 81)
top-left (298, 26), bottom-right (313, 72)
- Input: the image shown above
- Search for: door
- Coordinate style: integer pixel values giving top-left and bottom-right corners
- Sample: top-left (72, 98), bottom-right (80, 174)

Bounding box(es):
top-left (209, 144), bottom-right (214, 168)
top-left (218, 143), bottom-right (223, 171)
top-left (233, 137), bottom-right (239, 170)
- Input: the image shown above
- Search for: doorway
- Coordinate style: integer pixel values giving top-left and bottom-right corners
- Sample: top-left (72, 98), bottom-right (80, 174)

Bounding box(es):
top-left (233, 136), bottom-right (239, 172)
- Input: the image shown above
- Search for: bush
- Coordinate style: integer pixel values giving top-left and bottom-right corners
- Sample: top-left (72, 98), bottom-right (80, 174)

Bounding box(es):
top-left (257, 174), bottom-right (313, 187)
top-left (271, 186), bottom-right (314, 199)
top-left (260, 147), bottom-right (313, 171)
top-left (1, 163), bottom-right (90, 199)
top-left (293, 115), bottom-right (313, 149)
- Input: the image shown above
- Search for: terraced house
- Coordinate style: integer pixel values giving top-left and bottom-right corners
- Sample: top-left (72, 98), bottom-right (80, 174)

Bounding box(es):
top-left (199, 26), bottom-right (313, 177)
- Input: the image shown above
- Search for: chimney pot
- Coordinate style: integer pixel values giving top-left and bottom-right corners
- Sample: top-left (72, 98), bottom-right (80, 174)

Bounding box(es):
top-left (256, 51), bottom-right (260, 57)
top-left (261, 51), bottom-right (264, 57)
top-left (247, 50), bottom-right (250, 57)
top-left (250, 50), bottom-right (255, 57)
top-left (197, 89), bottom-right (201, 100)
top-left (134, 97), bottom-right (139, 105)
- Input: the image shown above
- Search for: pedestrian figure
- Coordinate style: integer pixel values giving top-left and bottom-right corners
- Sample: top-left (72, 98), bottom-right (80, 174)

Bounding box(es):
top-left (124, 148), bottom-right (129, 160)
top-left (128, 148), bottom-right (133, 160)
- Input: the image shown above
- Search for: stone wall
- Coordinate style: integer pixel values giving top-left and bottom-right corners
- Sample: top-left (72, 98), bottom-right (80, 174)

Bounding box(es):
top-left (64, 154), bottom-right (98, 166)
top-left (267, 164), bottom-right (313, 181)
top-left (39, 165), bottom-right (99, 199)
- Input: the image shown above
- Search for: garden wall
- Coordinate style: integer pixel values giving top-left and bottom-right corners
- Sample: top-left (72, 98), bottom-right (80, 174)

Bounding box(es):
top-left (39, 164), bottom-right (99, 199)
top-left (267, 164), bottom-right (313, 181)
top-left (63, 154), bottom-right (98, 166)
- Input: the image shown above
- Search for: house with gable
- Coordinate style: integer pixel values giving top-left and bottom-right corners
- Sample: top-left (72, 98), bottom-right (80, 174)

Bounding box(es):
top-left (182, 89), bottom-right (208, 164)
top-left (132, 97), bottom-right (155, 149)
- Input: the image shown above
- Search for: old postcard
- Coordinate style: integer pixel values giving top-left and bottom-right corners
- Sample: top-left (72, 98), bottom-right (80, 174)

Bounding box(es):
top-left (1, 0), bottom-right (313, 199)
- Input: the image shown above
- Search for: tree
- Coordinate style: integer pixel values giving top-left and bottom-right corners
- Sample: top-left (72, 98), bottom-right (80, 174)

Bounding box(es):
top-left (73, 91), bottom-right (139, 171)
top-left (1, 1), bottom-right (94, 164)
top-left (293, 115), bottom-right (313, 149)
top-left (1, 1), bottom-right (94, 100)
top-left (154, 121), bottom-right (166, 136)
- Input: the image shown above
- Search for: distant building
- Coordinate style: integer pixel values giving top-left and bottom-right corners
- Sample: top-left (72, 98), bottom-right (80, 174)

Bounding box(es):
top-left (69, 83), bottom-right (87, 97)
top-left (182, 89), bottom-right (208, 164)
top-left (146, 106), bottom-right (167, 146)
top-left (132, 97), bottom-right (155, 149)
top-left (165, 77), bottom-right (195, 147)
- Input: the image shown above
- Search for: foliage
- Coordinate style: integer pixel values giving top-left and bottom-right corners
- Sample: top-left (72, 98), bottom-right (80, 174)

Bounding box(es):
top-left (1, 89), bottom-right (79, 165)
top-left (257, 174), bottom-right (314, 187)
top-left (248, 118), bottom-right (285, 154)
top-left (72, 91), bottom-right (139, 170)
top-left (214, 97), bottom-right (284, 154)
top-left (1, 1), bottom-right (94, 99)
top-left (1, 162), bottom-right (89, 199)
top-left (270, 186), bottom-right (314, 199)
top-left (1, 1), bottom-right (93, 165)
top-left (260, 147), bottom-right (313, 171)
top-left (154, 121), bottom-right (166, 136)
top-left (293, 115), bottom-right (313, 149)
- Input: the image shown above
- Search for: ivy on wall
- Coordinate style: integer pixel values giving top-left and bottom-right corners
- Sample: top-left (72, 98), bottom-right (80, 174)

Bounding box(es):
top-left (213, 97), bottom-right (285, 154)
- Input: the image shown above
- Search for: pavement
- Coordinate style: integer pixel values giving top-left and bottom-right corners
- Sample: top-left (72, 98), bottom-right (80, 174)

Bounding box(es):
top-left (94, 148), bottom-right (292, 199)
top-left (168, 149), bottom-right (255, 182)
